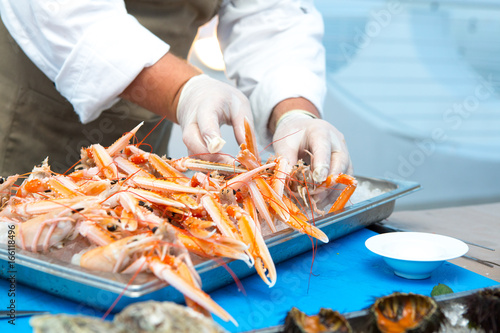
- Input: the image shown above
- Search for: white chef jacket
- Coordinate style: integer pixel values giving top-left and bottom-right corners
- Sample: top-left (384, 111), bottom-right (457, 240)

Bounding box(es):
top-left (0, 0), bottom-right (326, 145)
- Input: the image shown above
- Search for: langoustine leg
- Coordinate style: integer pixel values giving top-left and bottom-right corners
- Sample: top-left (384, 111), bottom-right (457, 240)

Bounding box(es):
top-left (77, 232), bottom-right (236, 325)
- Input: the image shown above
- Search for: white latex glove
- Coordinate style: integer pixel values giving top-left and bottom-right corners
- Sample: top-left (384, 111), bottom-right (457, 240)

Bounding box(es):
top-left (176, 74), bottom-right (254, 163)
top-left (272, 110), bottom-right (353, 208)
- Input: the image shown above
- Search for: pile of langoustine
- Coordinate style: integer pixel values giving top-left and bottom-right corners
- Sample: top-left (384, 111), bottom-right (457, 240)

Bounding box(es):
top-left (0, 120), bottom-right (357, 325)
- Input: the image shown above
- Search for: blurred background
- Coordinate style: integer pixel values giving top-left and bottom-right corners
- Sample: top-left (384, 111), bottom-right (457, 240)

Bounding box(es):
top-left (169, 0), bottom-right (500, 210)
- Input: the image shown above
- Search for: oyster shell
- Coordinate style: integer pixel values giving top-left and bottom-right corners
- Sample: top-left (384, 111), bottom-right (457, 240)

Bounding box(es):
top-left (30, 301), bottom-right (228, 333)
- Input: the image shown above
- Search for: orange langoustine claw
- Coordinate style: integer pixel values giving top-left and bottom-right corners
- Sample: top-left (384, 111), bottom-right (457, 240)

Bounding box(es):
top-left (327, 174), bottom-right (358, 214)
top-left (0, 120), bottom-right (357, 326)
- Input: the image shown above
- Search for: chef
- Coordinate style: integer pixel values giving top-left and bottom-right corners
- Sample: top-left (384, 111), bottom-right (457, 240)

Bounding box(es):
top-left (0, 0), bottom-right (352, 194)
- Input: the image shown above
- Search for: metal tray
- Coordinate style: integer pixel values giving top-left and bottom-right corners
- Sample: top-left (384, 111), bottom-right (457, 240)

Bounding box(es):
top-left (0, 176), bottom-right (420, 312)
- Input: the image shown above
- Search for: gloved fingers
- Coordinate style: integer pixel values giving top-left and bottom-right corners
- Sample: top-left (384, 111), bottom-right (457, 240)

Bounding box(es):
top-left (307, 126), bottom-right (334, 183)
top-left (272, 122), bottom-right (305, 167)
top-left (313, 154), bottom-right (354, 212)
top-left (274, 146), bottom-right (299, 168)
top-left (182, 122), bottom-right (210, 157)
top-left (311, 191), bottom-right (332, 211)
top-left (310, 125), bottom-right (352, 183)
top-left (194, 101), bottom-right (226, 154)
top-left (182, 82), bottom-right (253, 155)
top-left (346, 159), bottom-right (354, 176)
top-left (231, 97), bottom-right (254, 147)
top-left (271, 113), bottom-right (353, 187)
top-left (182, 122), bottom-right (233, 163)
top-left (314, 149), bottom-right (353, 210)
top-left (328, 133), bottom-right (352, 179)
top-left (313, 188), bottom-right (342, 212)
top-left (329, 149), bottom-right (352, 177)
top-left (272, 134), bottom-right (301, 167)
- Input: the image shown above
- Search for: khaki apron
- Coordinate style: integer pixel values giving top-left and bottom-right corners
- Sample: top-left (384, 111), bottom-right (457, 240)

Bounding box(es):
top-left (0, 0), bottom-right (221, 176)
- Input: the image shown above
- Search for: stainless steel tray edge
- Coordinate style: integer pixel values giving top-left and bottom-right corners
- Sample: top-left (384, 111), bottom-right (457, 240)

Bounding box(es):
top-left (0, 176), bottom-right (420, 312)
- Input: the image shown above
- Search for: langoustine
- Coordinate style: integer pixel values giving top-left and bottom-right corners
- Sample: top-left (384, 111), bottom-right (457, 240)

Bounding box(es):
top-left (0, 119), bottom-right (357, 325)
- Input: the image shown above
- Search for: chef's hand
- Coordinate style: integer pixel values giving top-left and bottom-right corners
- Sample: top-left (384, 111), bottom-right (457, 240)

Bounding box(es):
top-left (176, 74), bottom-right (253, 163)
top-left (121, 54), bottom-right (253, 164)
top-left (273, 110), bottom-right (352, 180)
top-left (271, 104), bottom-right (353, 208)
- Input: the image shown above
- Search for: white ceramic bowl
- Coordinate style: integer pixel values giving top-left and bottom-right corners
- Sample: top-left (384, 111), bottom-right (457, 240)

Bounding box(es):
top-left (365, 232), bottom-right (469, 279)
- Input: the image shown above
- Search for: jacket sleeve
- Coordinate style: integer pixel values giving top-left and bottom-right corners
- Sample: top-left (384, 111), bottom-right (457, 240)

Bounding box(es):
top-left (218, 0), bottom-right (326, 145)
top-left (0, 0), bottom-right (169, 123)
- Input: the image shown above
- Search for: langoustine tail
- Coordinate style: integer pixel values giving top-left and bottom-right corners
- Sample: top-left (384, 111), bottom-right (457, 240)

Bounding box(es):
top-left (149, 257), bottom-right (237, 326)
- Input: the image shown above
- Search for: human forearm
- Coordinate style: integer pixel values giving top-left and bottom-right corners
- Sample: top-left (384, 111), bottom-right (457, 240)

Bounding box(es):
top-left (218, 0), bottom-right (326, 145)
top-left (120, 53), bottom-right (201, 123)
top-left (219, 1), bottom-right (352, 182)
top-left (0, 0), bottom-right (170, 123)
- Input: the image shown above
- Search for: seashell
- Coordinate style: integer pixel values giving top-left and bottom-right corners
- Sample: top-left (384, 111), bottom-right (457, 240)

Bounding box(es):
top-left (463, 287), bottom-right (500, 333)
top-left (369, 292), bottom-right (445, 333)
top-left (283, 306), bottom-right (353, 333)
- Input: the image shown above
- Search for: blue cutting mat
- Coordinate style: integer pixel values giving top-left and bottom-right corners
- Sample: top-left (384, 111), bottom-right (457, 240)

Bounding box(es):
top-left (211, 228), bottom-right (498, 332)
top-left (0, 228), bottom-right (497, 332)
